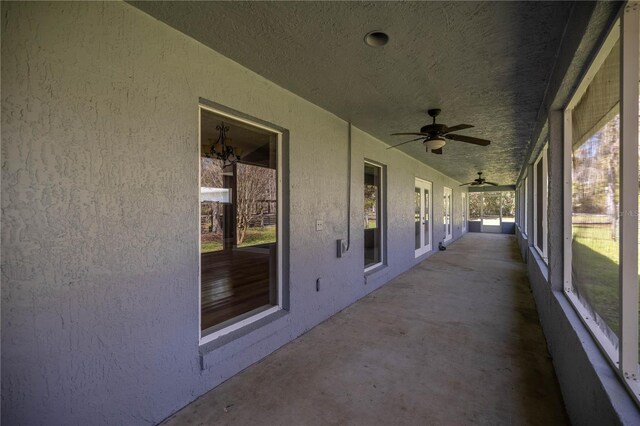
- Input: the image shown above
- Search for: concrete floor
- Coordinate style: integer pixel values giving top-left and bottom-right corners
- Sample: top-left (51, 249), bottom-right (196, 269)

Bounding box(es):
top-left (164, 234), bottom-right (568, 425)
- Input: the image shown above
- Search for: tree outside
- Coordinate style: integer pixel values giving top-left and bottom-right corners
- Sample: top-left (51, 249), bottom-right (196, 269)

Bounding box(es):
top-left (200, 158), bottom-right (277, 253)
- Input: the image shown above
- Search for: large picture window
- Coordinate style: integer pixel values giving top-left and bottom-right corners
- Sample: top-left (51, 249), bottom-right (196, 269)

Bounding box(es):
top-left (199, 106), bottom-right (281, 341)
top-left (365, 162), bottom-right (384, 270)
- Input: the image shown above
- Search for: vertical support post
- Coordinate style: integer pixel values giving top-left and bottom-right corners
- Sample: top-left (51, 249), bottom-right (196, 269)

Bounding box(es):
top-left (620, 2), bottom-right (640, 378)
top-left (563, 109), bottom-right (573, 294)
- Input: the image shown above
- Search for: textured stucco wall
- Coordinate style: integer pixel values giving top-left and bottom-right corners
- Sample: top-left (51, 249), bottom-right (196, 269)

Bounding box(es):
top-left (1, 2), bottom-right (467, 424)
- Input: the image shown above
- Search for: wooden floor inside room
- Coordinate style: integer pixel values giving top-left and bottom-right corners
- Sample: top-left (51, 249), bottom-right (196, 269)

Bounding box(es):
top-left (201, 248), bottom-right (272, 331)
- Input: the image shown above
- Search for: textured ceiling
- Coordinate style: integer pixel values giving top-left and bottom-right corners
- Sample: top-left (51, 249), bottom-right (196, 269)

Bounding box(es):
top-left (130, 1), bottom-right (574, 185)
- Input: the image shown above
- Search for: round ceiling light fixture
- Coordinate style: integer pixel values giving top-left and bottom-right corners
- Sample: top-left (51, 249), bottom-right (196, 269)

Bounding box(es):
top-left (425, 137), bottom-right (446, 151)
top-left (364, 31), bottom-right (389, 47)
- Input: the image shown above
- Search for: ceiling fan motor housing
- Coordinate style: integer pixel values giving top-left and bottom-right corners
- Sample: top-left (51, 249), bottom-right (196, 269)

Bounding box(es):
top-left (420, 123), bottom-right (447, 134)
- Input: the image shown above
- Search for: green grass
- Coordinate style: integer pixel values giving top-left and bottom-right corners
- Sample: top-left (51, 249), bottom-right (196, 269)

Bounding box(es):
top-left (570, 223), bottom-right (639, 340)
top-left (201, 226), bottom-right (276, 253)
top-left (238, 226), bottom-right (276, 248)
top-left (365, 219), bottom-right (377, 229)
top-left (201, 241), bottom-right (223, 253)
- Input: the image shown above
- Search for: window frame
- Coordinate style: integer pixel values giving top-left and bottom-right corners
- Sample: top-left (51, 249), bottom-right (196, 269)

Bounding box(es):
top-left (523, 176), bottom-right (528, 236)
top-left (533, 145), bottom-right (548, 262)
top-left (198, 103), bottom-right (285, 346)
top-left (562, 9), bottom-right (640, 403)
top-left (364, 160), bottom-right (386, 272)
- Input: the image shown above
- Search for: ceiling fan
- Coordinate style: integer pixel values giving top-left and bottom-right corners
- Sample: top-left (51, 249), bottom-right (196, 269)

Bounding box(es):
top-left (459, 172), bottom-right (499, 187)
top-left (388, 109), bottom-right (491, 154)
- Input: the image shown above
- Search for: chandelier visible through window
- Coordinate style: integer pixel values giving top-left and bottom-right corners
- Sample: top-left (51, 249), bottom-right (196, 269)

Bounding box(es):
top-left (208, 122), bottom-right (241, 167)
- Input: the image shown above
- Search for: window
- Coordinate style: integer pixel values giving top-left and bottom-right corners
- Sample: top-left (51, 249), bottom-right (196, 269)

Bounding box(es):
top-left (524, 176), bottom-right (528, 236)
top-left (199, 105), bottom-right (281, 342)
top-left (564, 10), bottom-right (640, 401)
top-left (533, 147), bottom-right (548, 260)
top-left (365, 162), bottom-right (384, 270)
top-left (517, 184), bottom-right (525, 228)
top-left (515, 186), bottom-right (520, 227)
top-left (567, 26), bottom-right (620, 354)
top-left (414, 178), bottom-right (432, 257)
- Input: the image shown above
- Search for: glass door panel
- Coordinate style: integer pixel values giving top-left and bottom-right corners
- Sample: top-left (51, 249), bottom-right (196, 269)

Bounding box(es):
top-left (415, 179), bottom-right (432, 257)
top-left (444, 187), bottom-right (453, 242)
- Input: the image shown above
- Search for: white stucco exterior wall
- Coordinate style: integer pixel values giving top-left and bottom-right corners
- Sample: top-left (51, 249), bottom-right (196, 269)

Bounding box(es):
top-left (1, 2), bottom-right (467, 424)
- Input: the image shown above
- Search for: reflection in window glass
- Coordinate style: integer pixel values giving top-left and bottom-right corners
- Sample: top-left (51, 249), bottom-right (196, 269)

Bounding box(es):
top-left (200, 108), bottom-right (279, 334)
top-left (365, 163), bottom-right (382, 268)
top-left (571, 36), bottom-right (620, 346)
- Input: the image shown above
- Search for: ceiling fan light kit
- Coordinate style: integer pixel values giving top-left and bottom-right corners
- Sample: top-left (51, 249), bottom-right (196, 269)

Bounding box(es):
top-left (424, 137), bottom-right (446, 151)
top-left (389, 108), bottom-right (491, 155)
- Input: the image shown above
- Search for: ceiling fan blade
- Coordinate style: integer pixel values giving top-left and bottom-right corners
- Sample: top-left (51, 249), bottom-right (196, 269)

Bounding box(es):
top-left (485, 182), bottom-right (499, 186)
top-left (459, 182), bottom-right (474, 186)
top-left (386, 137), bottom-right (425, 150)
top-left (431, 148), bottom-right (443, 154)
top-left (444, 124), bottom-right (474, 133)
top-left (391, 132), bottom-right (431, 137)
top-left (445, 133), bottom-right (491, 146)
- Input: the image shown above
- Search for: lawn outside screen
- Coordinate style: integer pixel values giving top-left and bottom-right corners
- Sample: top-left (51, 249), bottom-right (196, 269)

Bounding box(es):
top-left (570, 36), bottom-right (620, 349)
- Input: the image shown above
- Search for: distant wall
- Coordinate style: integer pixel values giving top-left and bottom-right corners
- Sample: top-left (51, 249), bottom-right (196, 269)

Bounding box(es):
top-left (467, 221), bottom-right (514, 234)
top-left (1, 2), bottom-right (468, 424)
